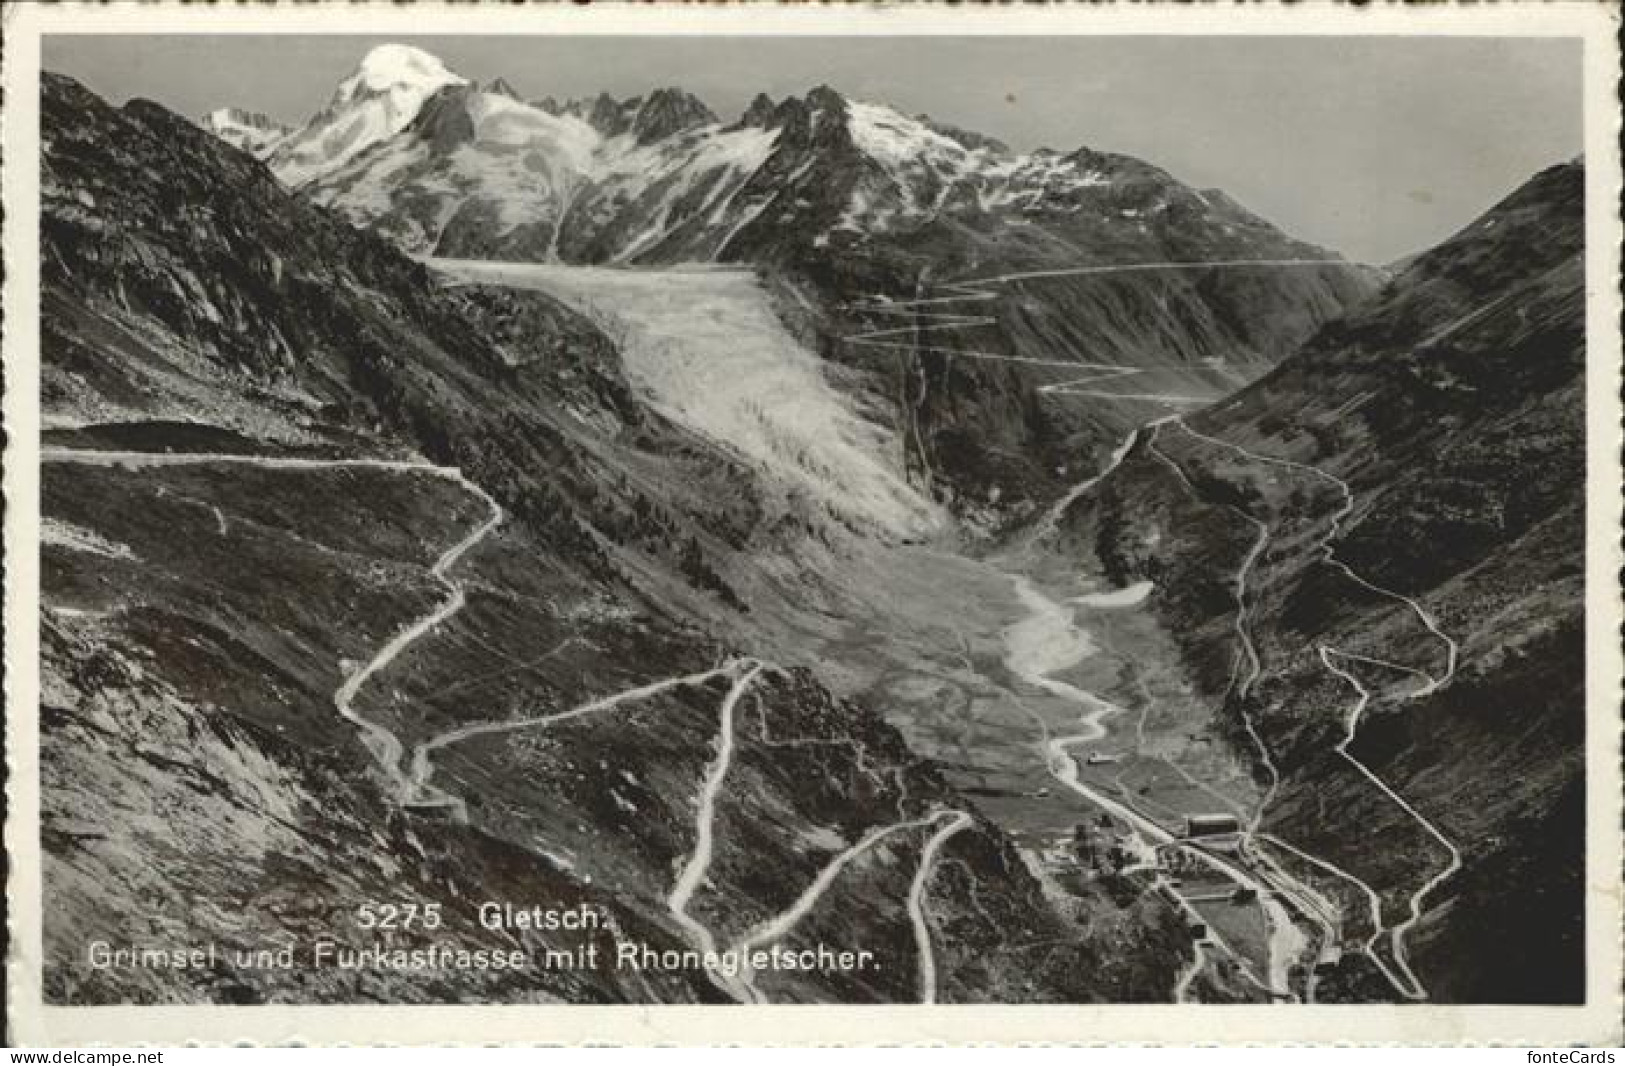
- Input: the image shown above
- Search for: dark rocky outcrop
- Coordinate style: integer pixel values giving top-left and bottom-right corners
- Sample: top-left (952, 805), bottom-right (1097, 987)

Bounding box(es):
top-left (482, 76), bottom-right (520, 100)
top-left (409, 83), bottom-right (480, 154)
top-left (631, 87), bottom-right (717, 145)
top-left (739, 92), bottom-right (777, 129)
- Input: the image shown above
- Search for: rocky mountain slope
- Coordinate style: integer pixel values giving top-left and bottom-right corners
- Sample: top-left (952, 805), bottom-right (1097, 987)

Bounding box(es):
top-left (1054, 159), bottom-right (1586, 1002)
top-left (40, 71), bottom-right (1194, 1005)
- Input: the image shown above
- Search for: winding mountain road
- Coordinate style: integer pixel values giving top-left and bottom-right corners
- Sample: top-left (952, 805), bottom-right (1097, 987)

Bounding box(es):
top-left (907, 809), bottom-right (976, 1004)
top-left (48, 249), bottom-right (1453, 1005)
top-left (43, 447), bottom-right (505, 807)
top-left (844, 259), bottom-right (1349, 406)
top-left (1008, 397), bottom-right (1463, 1002)
top-left (729, 806), bottom-right (972, 1004)
top-left (407, 661), bottom-right (753, 822)
top-left (1169, 421), bottom-right (1460, 687)
top-left (1161, 420), bottom-right (1461, 1000)
top-left (1319, 647), bottom-right (1464, 1000)
top-left (668, 662), bottom-right (767, 997)
top-left (841, 262), bottom-right (1353, 1001)
top-left (841, 255), bottom-right (1459, 1003)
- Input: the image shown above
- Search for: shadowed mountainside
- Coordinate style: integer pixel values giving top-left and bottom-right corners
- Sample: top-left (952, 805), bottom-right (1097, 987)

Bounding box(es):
top-left (1056, 160), bottom-right (1586, 1002)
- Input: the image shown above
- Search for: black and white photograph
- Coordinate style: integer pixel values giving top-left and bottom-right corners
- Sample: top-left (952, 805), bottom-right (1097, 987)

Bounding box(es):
top-left (5, 2), bottom-right (1621, 1047)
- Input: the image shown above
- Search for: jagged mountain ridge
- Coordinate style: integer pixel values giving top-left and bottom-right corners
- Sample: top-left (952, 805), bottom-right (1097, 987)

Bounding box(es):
top-left (533, 87), bottom-right (718, 144)
top-left (263, 43), bottom-right (468, 187)
top-left (207, 43), bottom-right (1358, 271)
top-left (206, 43), bottom-right (1380, 519)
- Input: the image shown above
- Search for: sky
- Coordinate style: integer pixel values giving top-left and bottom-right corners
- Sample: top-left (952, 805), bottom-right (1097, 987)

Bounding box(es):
top-left (42, 34), bottom-right (1583, 264)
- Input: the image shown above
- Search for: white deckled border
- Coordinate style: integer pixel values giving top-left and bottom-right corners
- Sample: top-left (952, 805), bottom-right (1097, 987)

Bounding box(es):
top-left (3, 0), bottom-right (1620, 1047)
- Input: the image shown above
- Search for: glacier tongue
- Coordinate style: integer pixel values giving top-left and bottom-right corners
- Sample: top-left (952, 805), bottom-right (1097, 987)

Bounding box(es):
top-left (430, 259), bottom-right (945, 541)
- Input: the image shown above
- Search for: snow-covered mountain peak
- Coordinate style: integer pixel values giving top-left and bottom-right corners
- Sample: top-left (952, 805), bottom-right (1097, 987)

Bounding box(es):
top-left (265, 43), bottom-right (468, 187)
top-left (203, 46), bottom-right (1356, 271)
top-left (340, 43), bottom-right (465, 103)
top-left (199, 107), bottom-right (293, 156)
top-left (847, 98), bottom-right (1004, 171)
